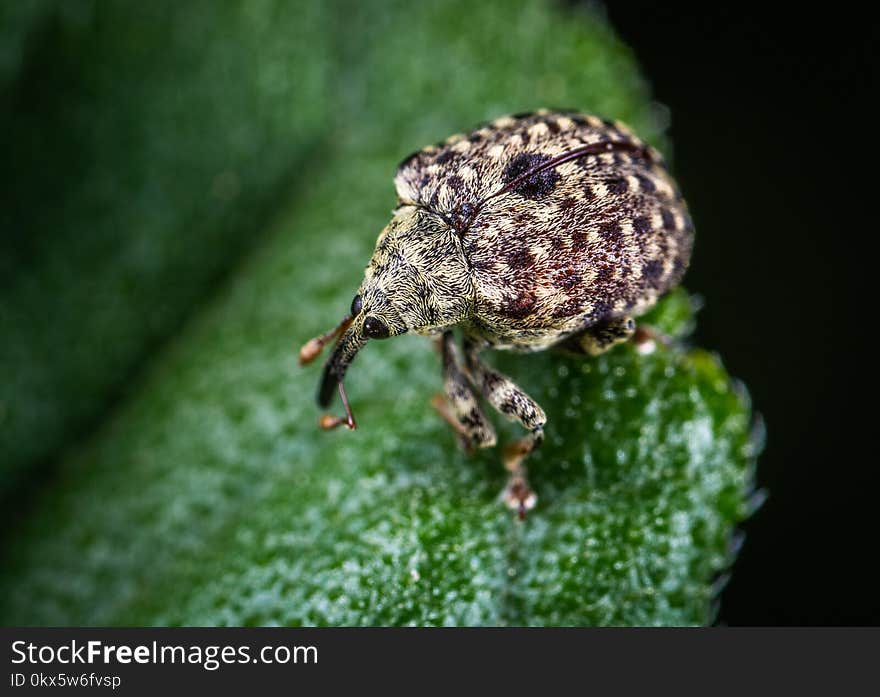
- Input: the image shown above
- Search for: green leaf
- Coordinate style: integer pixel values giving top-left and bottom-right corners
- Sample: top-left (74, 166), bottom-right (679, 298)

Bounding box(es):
top-left (0, 0), bottom-right (333, 489)
top-left (0, 0), bottom-right (758, 626)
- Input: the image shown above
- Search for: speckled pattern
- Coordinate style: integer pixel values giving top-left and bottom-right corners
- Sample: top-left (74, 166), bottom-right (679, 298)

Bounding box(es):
top-left (393, 110), bottom-right (693, 349)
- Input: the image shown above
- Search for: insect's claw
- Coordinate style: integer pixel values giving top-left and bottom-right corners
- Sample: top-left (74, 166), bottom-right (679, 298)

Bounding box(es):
top-left (503, 475), bottom-right (537, 520)
top-left (318, 414), bottom-right (356, 430)
top-left (298, 337), bottom-right (324, 365)
top-left (631, 325), bottom-right (674, 355)
top-left (317, 381), bottom-right (358, 431)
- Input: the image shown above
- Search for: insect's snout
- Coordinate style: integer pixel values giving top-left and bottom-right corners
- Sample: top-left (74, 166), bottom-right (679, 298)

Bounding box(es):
top-left (298, 312), bottom-right (363, 430)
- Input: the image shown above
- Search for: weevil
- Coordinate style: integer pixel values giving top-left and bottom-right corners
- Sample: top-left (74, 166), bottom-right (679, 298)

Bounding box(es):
top-left (300, 109), bottom-right (694, 518)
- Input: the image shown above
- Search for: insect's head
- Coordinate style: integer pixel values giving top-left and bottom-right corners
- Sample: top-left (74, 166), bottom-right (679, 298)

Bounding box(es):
top-left (299, 205), bottom-right (472, 430)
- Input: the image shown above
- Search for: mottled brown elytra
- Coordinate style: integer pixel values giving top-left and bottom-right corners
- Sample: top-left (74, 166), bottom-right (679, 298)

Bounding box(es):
top-left (300, 109), bottom-right (694, 518)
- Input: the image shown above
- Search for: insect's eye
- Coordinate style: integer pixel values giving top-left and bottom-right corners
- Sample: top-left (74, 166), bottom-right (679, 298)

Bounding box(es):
top-left (350, 294), bottom-right (363, 316)
top-left (363, 316), bottom-right (390, 339)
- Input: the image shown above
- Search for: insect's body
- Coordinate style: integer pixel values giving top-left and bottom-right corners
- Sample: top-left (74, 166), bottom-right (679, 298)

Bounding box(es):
top-left (395, 110), bottom-right (693, 352)
top-left (301, 110), bottom-right (694, 517)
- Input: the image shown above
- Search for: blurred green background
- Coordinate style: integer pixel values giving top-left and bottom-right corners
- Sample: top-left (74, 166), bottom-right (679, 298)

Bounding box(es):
top-left (0, 0), bottom-right (756, 625)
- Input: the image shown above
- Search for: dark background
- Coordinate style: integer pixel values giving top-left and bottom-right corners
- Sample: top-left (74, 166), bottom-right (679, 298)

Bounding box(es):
top-left (604, 5), bottom-right (875, 624)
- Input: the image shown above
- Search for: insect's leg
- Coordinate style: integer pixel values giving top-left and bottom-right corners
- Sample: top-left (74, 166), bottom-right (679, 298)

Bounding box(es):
top-left (565, 316), bottom-right (636, 356)
top-left (563, 317), bottom-right (674, 357)
top-left (463, 339), bottom-right (546, 518)
top-left (431, 332), bottom-right (497, 452)
top-left (630, 324), bottom-right (674, 354)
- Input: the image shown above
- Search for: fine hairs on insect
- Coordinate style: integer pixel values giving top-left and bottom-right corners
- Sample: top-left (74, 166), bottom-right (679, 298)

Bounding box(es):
top-left (300, 109), bottom-right (693, 519)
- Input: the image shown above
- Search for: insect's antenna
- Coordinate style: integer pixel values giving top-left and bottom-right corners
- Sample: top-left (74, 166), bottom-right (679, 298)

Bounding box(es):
top-left (299, 315), bottom-right (353, 365)
top-left (319, 381), bottom-right (357, 431)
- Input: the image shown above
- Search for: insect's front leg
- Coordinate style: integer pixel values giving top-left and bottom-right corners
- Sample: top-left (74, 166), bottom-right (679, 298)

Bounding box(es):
top-left (463, 338), bottom-right (546, 518)
top-left (431, 331), bottom-right (497, 452)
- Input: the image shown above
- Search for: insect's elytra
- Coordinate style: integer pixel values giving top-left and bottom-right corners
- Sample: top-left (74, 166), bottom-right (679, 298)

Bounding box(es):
top-left (300, 109), bottom-right (694, 518)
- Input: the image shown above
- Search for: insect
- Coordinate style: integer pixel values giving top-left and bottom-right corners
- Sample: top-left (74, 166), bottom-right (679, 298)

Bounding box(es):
top-left (300, 109), bottom-right (694, 518)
